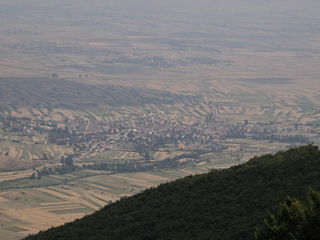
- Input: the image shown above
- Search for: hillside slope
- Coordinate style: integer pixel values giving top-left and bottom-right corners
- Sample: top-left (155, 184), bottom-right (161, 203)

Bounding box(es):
top-left (0, 77), bottom-right (198, 111)
top-left (24, 145), bottom-right (320, 240)
top-left (0, 155), bottom-right (40, 171)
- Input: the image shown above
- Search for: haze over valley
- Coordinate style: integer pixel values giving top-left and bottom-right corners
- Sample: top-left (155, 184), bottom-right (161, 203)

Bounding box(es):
top-left (0, 0), bottom-right (320, 239)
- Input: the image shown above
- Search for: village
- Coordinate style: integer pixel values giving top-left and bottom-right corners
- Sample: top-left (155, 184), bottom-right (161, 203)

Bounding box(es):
top-left (0, 112), bottom-right (313, 161)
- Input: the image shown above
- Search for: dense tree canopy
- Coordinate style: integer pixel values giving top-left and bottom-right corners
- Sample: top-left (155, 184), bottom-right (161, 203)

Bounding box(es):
top-left (255, 189), bottom-right (320, 240)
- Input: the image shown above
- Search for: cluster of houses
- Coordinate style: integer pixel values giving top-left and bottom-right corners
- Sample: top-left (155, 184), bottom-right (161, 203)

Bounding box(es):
top-left (0, 112), bottom-right (317, 164)
top-left (50, 114), bottom-right (229, 156)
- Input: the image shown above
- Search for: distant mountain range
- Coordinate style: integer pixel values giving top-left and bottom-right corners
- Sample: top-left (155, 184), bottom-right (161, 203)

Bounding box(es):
top-left (24, 145), bottom-right (320, 240)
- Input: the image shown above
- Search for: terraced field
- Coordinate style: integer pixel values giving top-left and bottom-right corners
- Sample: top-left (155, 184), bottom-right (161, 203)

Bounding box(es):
top-left (0, 0), bottom-right (320, 239)
top-left (1, 77), bottom-right (320, 239)
top-left (0, 135), bottom-right (298, 240)
top-left (81, 151), bottom-right (143, 164)
top-left (0, 166), bottom-right (210, 240)
top-left (0, 141), bottom-right (73, 160)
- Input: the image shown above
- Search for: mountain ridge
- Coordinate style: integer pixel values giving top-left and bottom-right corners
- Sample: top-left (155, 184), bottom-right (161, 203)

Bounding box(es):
top-left (24, 145), bottom-right (320, 240)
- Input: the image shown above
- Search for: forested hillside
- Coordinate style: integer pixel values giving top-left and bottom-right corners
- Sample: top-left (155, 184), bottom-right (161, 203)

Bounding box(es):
top-left (256, 189), bottom-right (320, 240)
top-left (25, 145), bottom-right (320, 240)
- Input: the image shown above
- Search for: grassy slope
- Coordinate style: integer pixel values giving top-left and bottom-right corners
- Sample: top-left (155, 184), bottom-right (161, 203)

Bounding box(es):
top-left (24, 145), bottom-right (320, 240)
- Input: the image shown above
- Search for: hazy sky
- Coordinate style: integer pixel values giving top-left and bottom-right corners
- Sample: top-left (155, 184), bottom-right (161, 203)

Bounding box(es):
top-left (1, 0), bottom-right (319, 81)
top-left (2, 0), bottom-right (320, 35)
top-left (2, 0), bottom-right (320, 17)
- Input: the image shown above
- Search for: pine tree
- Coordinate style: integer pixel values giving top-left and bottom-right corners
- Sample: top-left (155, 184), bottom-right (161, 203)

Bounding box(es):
top-left (255, 189), bottom-right (320, 240)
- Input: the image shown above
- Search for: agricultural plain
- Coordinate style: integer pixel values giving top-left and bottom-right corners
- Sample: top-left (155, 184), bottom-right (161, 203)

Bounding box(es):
top-left (0, 0), bottom-right (320, 239)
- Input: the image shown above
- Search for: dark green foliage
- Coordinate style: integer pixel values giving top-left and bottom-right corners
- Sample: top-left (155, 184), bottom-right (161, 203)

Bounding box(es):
top-left (84, 152), bottom-right (196, 173)
top-left (24, 145), bottom-right (320, 240)
top-left (255, 189), bottom-right (320, 240)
